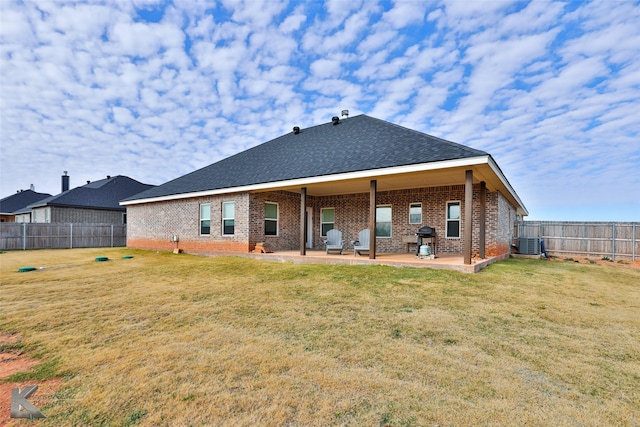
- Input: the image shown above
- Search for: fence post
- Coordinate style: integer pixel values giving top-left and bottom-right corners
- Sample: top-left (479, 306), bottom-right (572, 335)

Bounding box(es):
top-left (22, 222), bottom-right (26, 250)
top-left (70, 223), bottom-right (73, 249)
top-left (111, 225), bottom-right (114, 247)
top-left (612, 223), bottom-right (615, 261)
top-left (633, 223), bottom-right (636, 262)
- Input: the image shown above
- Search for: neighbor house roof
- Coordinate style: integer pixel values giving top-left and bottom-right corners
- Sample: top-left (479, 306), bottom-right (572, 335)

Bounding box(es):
top-left (0, 189), bottom-right (52, 215)
top-left (122, 114), bottom-right (527, 215)
top-left (29, 175), bottom-right (154, 211)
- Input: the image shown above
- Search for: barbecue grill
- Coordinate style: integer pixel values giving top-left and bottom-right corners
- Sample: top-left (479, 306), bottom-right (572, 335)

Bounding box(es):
top-left (416, 226), bottom-right (436, 257)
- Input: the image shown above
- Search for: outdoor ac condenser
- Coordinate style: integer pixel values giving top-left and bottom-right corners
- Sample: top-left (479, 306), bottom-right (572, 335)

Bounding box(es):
top-left (518, 237), bottom-right (540, 255)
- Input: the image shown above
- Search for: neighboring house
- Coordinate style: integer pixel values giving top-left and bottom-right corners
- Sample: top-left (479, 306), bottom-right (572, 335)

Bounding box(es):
top-left (0, 189), bottom-right (52, 222)
top-left (122, 114), bottom-right (528, 265)
top-left (29, 175), bottom-right (154, 225)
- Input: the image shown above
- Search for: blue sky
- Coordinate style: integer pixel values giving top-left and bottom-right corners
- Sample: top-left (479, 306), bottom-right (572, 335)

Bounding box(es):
top-left (1, 0), bottom-right (638, 221)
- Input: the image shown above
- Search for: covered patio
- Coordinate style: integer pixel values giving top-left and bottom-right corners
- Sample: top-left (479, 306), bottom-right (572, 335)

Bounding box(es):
top-left (278, 165), bottom-right (493, 265)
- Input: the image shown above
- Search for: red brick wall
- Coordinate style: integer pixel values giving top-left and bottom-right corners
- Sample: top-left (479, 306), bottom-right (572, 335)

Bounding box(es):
top-left (249, 191), bottom-right (301, 252)
top-left (126, 193), bottom-right (250, 253)
top-left (127, 185), bottom-right (517, 257)
top-left (128, 238), bottom-right (249, 253)
top-left (310, 186), bottom-right (468, 254)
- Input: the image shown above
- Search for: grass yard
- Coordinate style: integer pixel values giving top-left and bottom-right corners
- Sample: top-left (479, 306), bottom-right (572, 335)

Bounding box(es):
top-left (1, 248), bottom-right (639, 426)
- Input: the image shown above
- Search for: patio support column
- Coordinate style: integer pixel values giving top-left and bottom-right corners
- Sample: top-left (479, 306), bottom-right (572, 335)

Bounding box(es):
top-left (369, 180), bottom-right (377, 259)
top-left (479, 181), bottom-right (486, 259)
top-left (300, 187), bottom-right (306, 256)
top-left (464, 170), bottom-right (473, 265)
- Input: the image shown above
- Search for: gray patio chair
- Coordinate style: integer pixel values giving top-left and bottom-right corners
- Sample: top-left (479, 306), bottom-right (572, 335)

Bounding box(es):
top-left (352, 229), bottom-right (370, 256)
top-left (324, 229), bottom-right (345, 254)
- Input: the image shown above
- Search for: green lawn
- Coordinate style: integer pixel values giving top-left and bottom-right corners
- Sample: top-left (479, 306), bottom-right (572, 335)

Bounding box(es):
top-left (1, 248), bottom-right (639, 426)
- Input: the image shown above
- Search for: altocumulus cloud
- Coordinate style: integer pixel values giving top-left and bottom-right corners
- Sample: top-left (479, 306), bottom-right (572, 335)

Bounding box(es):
top-left (0, 0), bottom-right (638, 221)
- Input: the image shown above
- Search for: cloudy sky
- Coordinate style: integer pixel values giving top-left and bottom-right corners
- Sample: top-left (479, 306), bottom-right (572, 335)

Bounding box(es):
top-left (1, 0), bottom-right (638, 221)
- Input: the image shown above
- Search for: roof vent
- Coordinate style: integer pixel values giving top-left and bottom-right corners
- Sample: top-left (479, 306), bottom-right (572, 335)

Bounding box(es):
top-left (107, 175), bottom-right (111, 179)
top-left (87, 180), bottom-right (91, 184)
top-left (341, 109), bottom-right (349, 119)
top-left (332, 116), bottom-right (340, 125)
top-left (293, 126), bottom-right (300, 134)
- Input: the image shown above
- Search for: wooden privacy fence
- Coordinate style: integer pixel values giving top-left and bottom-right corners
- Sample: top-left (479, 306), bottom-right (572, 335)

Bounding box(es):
top-left (518, 221), bottom-right (639, 261)
top-left (0, 223), bottom-right (126, 250)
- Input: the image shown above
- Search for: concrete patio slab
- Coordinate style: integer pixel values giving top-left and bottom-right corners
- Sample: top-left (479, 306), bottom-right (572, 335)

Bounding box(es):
top-left (224, 250), bottom-right (508, 273)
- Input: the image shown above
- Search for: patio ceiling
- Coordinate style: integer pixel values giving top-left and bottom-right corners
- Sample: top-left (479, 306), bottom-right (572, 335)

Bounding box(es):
top-left (274, 165), bottom-right (489, 196)
top-left (253, 156), bottom-right (528, 216)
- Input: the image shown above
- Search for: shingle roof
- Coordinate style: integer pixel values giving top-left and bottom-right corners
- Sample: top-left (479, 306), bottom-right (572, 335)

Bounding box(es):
top-left (0, 190), bottom-right (52, 214)
top-left (29, 175), bottom-right (154, 211)
top-left (124, 114), bottom-right (488, 202)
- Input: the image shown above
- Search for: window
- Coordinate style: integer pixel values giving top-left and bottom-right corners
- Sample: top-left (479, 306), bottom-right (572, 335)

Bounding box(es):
top-left (320, 208), bottom-right (335, 237)
top-left (200, 204), bottom-right (211, 235)
top-left (409, 203), bottom-right (422, 224)
top-left (265, 202), bottom-right (278, 236)
top-left (222, 202), bottom-right (235, 235)
top-left (446, 201), bottom-right (460, 238)
top-left (376, 205), bottom-right (392, 238)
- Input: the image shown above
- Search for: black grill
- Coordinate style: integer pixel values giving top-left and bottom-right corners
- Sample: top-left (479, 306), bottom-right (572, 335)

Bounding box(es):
top-left (416, 226), bottom-right (435, 238)
top-left (415, 226), bottom-right (436, 256)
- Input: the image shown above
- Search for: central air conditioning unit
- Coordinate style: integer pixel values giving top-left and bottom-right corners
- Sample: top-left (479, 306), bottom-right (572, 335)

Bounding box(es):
top-left (518, 237), bottom-right (540, 255)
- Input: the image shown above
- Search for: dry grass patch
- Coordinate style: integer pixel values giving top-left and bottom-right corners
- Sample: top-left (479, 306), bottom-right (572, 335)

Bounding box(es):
top-left (1, 248), bottom-right (639, 426)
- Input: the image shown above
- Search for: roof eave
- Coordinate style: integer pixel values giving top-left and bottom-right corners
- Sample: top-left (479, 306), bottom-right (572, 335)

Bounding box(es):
top-left (121, 156), bottom-right (501, 206)
top-left (32, 203), bottom-right (125, 211)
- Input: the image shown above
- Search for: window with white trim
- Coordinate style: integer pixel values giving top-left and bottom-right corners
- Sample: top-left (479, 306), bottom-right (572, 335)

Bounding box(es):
top-left (376, 205), bottom-right (392, 238)
top-left (446, 201), bottom-right (460, 238)
top-left (200, 204), bottom-right (211, 235)
top-left (265, 202), bottom-right (278, 236)
top-left (320, 208), bottom-right (335, 237)
top-left (222, 201), bottom-right (235, 235)
top-left (409, 202), bottom-right (422, 224)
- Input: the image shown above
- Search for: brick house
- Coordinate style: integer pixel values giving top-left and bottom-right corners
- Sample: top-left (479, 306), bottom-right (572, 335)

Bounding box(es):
top-left (0, 189), bottom-right (52, 222)
top-left (122, 114), bottom-right (527, 265)
top-left (28, 174), bottom-right (154, 225)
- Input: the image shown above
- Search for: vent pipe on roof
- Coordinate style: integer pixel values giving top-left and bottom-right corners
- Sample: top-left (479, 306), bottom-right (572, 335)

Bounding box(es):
top-left (87, 180), bottom-right (91, 184)
top-left (332, 116), bottom-right (340, 125)
top-left (62, 171), bottom-right (70, 192)
top-left (30, 184), bottom-right (35, 191)
top-left (107, 175), bottom-right (111, 179)
top-left (293, 126), bottom-right (300, 134)
top-left (341, 109), bottom-right (349, 119)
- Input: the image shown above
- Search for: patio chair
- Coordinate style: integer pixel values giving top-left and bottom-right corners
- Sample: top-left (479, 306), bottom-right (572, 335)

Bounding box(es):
top-left (352, 229), bottom-right (370, 256)
top-left (324, 229), bottom-right (345, 254)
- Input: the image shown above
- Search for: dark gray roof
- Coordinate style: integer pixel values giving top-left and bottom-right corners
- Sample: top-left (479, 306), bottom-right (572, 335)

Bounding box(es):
top-left (0, 190), bottom-right (52, 214)
top-left (124, 114), bottom-right (488, 202)
top-left (29, 175), bottom-right (154, 211)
